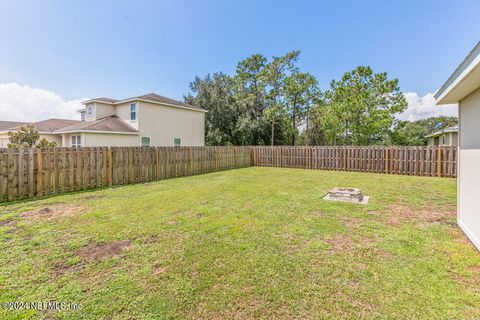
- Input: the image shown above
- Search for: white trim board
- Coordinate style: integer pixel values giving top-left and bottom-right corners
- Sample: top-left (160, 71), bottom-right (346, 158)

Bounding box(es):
top-left (458, 219), bottom-right (480, 252)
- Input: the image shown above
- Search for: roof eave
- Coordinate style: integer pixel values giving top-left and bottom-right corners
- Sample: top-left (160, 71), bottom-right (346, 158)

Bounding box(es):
top-left (82, 97), bottom-right (207, 112)
top-left (82, 99), bottom-right (116, 105)
top-left (435, 41), bottom-right (480, 105)
top-left (53, 130), bottom-right (139, 135)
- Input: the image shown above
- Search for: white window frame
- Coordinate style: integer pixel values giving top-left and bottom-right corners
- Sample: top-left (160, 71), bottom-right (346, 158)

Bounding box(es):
top-left (141, 136), bottom-right (151, 147)
top-left (86, 104), bottom-right (94, 116)
top-left (174, 138), bottom-right (181, 147)
top-left (71, 135), bottom-right (82, 147)
top-left (130, 103), bottom-right (137, 122)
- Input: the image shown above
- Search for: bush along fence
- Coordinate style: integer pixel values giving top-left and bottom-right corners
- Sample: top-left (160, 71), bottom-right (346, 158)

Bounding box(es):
top-left (0, 145), bottom-right (456, 203)
top-left (252, 146), bottom-right (457, 178)
top-left (0, 146), bottom-right (252, 202)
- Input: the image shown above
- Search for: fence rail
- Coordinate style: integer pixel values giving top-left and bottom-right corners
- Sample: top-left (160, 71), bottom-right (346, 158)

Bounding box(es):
top-left (253, 146), bottom-right (457, 178)
top-left (0, 146), bottom-right (252, 202)
top-left (0, 145), bottom-right (456, 203)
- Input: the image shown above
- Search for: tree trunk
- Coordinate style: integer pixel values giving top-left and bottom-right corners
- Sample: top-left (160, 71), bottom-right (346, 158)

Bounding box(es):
top-left (271, 118), bottom-right (275, 146)
top-left (292, 112), bottom-right (296, 146)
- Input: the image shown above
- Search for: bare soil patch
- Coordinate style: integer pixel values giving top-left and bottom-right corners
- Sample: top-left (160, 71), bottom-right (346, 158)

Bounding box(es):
top-left (0, 219), bottom-right (15, 227)
top-left (340, 217), bottom-right (362, 231)
top-left (153, 266), bottom-right (167, 275)
top-left (53, 260), bottom-right (84, 275)
top-left (21, 203), bottom-right (86, 221)
top-left (387, 204), bottom-right (456, 226)
top-left (326, 234), bottom-right (355, 253)
top-left (77, 240), bottom-right (131, 262)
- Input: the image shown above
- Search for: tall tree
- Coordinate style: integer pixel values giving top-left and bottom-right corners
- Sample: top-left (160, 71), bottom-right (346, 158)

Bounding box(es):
top-left (284, 72), bottom-right (319, 145)
top-left (260, 51), bottom-right (300, 145)
top-left (232, 54), bottom-right (270, 145)
top-left (321, 66), bottom-right (407, 145)
top-left (184, 73), bottom-right (237, 145)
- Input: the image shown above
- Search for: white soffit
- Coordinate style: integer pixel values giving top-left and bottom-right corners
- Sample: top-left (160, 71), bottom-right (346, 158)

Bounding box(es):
top-left (435, 42), bottom-right (480, 105)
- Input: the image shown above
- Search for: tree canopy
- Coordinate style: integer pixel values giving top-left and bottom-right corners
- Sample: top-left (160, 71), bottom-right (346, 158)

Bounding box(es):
top-left (8, 124), bottom-right (57, 148)
top-left (388, 116), bottom-right (458, 146)
top-left (185, 52), bottom-right (427, 146)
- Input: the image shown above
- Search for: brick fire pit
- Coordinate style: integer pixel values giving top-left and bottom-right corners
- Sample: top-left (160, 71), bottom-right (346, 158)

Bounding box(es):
top-left (323, 187), bottom-right (369, 204)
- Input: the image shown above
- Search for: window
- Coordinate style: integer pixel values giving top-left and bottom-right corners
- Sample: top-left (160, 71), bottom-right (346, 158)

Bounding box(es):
top-left (71, 135), bottom-right (82, 147)
top-left (130, 103), bottom-right (137, 121)
top-left (174, 138), bottom-right (181, 147)
top-left (87, 104), bottom-right (94, 115)
top-left (141, 137), bottom-right (150, 147)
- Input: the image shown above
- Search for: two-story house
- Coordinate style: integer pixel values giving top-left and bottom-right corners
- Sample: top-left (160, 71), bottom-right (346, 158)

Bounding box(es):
top-left (0, 93), bottom-right (206, 147)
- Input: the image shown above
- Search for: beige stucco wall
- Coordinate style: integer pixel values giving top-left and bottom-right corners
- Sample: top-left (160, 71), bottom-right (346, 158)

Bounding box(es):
top-left (458, 87), bottom-right (480, 250)
top-left (83, 102), bottom-right (116, 121)
top-left (94, 102), bottom-right (116, 120)
top-left (0, 133), bottom-right (61, 147)
top-left (82, 132), bottom-right (139, 147)
top-left (0, 135), bottom-right (8, 147)
top-left (115, 102), bottom-right (139, 130)
top-left (40, 134), bottom-right (62, 146)
top-left (138, 101), bottom-right (205, 146)
top-left (450, 132), bottom-right (458, 147)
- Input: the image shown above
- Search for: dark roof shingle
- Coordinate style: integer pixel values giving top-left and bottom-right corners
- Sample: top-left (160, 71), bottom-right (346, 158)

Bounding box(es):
top-left (84, 92), bottom-right (205, 111)
top-left (31, 119), bottom-right (82, 132)
top-left (0, 121), bottom-right (29, 131)
top-left (53, 115), bottom-right (138, 133)
top-left (136, 93), bottom-right (201, 110)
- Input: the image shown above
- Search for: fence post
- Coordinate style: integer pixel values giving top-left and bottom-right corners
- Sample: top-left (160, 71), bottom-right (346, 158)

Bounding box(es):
top-left (107, 147), bottom-right (113, 186)
top-left (437, 147), bottom-right (441, 177)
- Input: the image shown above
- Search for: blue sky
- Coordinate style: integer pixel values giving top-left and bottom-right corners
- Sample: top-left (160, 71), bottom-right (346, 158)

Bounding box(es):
top-left (0, 0), bottom-right (478, 121)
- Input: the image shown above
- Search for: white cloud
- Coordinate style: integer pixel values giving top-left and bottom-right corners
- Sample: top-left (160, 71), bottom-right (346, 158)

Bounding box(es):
top-left (0, 83), bottom-right (87, 122)
top-left (397, 92), bottom-right (458, 122)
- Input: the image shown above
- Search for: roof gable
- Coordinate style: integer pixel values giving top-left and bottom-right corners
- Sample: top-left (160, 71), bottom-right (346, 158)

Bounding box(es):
top-left (82, 92), bottom-right (206, 112)
top-left (53, 115), bottom-right (138, 134)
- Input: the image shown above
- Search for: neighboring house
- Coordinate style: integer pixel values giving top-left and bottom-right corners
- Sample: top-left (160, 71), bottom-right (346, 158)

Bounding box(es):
top-left (435, 41), bottom-right (480, 251)
top-left (0, 93), bottom-right (206, 148)
top-left (425, 125), bottom-right (458, 146)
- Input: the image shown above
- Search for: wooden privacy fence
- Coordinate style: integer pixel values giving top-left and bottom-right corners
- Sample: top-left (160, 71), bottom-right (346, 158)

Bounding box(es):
top-left (0, 145), bottom-right (457, 203)
top-left (253, 146), bottom-right (457, 178)
top-left (0, 146), bottom-right (252, 202)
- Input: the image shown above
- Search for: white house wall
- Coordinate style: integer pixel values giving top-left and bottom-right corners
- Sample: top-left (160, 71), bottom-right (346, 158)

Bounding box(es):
top-left (458, 87), bottom-right (480, 250)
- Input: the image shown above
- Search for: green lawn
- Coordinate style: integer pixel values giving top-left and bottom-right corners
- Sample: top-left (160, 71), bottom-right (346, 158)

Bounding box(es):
top-left (0, 167), bottom-right (479, 319)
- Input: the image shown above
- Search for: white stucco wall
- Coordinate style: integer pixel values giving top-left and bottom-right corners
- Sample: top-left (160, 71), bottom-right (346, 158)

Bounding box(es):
top-left (138, 101), bottom-right (205, 146)
top-left (458, 87), bottom-right (480, 250)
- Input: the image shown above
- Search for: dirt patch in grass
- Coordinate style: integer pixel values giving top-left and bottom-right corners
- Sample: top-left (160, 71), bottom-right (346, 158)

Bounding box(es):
top-left (20, 203), bottom-right (86, 221)
top-left (77, 240), bottom-right (131, 262)
top-left (139, 235), bottom-right (159, 244)
top-left (340, 217), bottom-right (362, 231)
top-left (326, 234), bottom-right (355, 253)
top-left (53, 261), bottom-right (84, 275)
top-left (386, 204), bottom-right (456, 226)
top-left (153, 266), bottom-right (167, 275)
top-left (0, 219), bottom-right (15, 227)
